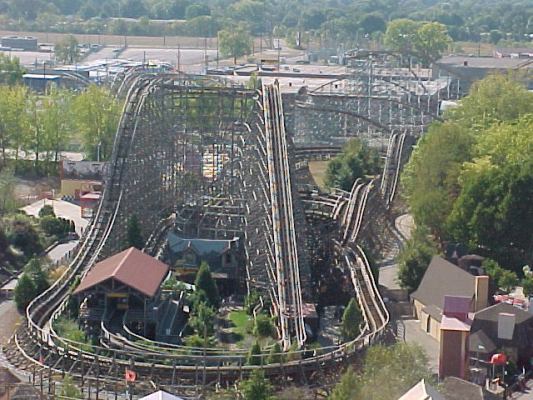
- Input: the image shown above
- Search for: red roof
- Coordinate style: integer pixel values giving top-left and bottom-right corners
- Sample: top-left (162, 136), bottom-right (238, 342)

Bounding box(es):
top-left (74, 247), bottom-right (169, 297)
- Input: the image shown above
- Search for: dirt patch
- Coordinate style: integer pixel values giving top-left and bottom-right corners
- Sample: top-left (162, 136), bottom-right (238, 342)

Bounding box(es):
top-left (308, 160), bottom-right (329, 189)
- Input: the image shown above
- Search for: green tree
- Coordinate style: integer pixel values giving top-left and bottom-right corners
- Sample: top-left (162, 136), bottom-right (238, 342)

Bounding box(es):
top-left (189, 301), bottom-right (215, 338)
top-left (126, 215), bottom-right (144, 249)
top-left (341, 298), bottom-right (363, 341)
top-left (0, 54), bottom-right (25, 85)
top-left (253, 313), bottom-right (274, 338)
top-left (14, 273), bottom-right (35, 311)
top-left (38, 205), bottom-right (55, 218)
top-left (7, 215), bottom-right (43, 256)
top-left (194, 262), bottom-right (220, 309)
top-left (0, 85), bottom-right (30, 166)
top-left (72, 85), bottom-right (120, 161)
top-left (240, 370), bottom-right (272, 400)
top-left (325, 138), bottom-right (380, 191)
top-left (331, 343), bottom-right (433, 400)
top-left (247, 340), bottom-right (262, 365)
top-left (185, 3), bottom-right (210, 19)
top-left (218, 25), bottom-right (252, 64)
top-left (0, 168), bottom-right (16, 215)
top-left (330, 367), bottom-right (360, 400)
top-left (521, 276), bottom-right (533, 297)
top-left (499, 270), bottom-right (519, 293)
top-left (59, 374), bottom-right (82, 399)
top-left (413, 22), bottom-right (452, 64)
top-left (268, 342), bottom-right (283, 364)
top-left (397, 227), bottom-right (438, 293)
top-left (55, 35), bottom-right (81, 64)
top-left (384, 19), bottom-right (451, 65)
top-left (24, 258), bottom-right (50, 295)
top-left (402, 122), bottom-right (474, 241)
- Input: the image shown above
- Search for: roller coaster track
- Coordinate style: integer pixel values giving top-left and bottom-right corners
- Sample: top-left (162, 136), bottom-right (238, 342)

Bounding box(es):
top-left (263, 82), bottom-right (307, 350)
top-left (380, 131), bottom-right (407, 207)
top-left (6, 74), bottom-right (393, 392)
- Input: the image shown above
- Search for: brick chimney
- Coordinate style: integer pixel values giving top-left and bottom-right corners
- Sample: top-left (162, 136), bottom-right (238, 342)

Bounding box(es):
top-left (474, 276), bottom-right (489, 311)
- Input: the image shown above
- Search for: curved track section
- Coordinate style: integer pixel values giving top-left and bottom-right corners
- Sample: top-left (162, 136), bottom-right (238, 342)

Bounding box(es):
top-left (8, 75), bottom-right (392, 391)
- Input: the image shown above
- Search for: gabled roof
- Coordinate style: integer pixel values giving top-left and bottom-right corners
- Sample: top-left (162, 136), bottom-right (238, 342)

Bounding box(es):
top-left (399, 379), bottom-right (444, 400)
top-left (470, 302), bottom-right (533, 349)
top-left (473, 302), bottom-right (533, 325)
top-left (441, 377), bottom-right (484, 400)
top-left (167, 233), bottom-right (236, 256)
top-left (74, 247), bottom-right (169, 297)
top-left (139, 390), bottom-right (184, 400)
top-left (412, 256), bottom-right (476, 312)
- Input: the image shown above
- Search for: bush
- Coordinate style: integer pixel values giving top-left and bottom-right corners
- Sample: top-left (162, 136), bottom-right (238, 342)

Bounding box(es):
top-left (14, 273), bottom-right (36, 312)
top-left (247, 341), bottom-right (262, 365)
top-left (40, 215), bottom-right (71, 236)
top-left (38, 205), bottom-right (55, 218)
top-left (268, 342), bottom-right (284, 364)
top-left (253, 314), bottom-right (275, 338)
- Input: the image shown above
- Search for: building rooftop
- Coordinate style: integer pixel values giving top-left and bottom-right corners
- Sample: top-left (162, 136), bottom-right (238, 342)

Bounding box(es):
top-left (441, 377), bottom-right (484, 400)
top-left (74, 247), bottom-right (169, 297)
top-left (399, 379), bottom-right (444, 400)
top-left (437, 56), bottom-right (533, 70)
top-left (411, 256), bottom-right (476, 312)
top-left (167, 233), bottom-right (237, 256)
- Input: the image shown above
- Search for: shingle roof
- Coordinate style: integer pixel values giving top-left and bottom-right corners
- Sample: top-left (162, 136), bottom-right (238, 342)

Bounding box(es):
top-left (167, 233), bottom-right (236, 256)
top-left (473, 302), bottom-right (533, 325)
top-left (74, 247), bottom-right (169, 297)
top-left (469, 329), bottom-right (497, 354)
top-left (399, 379), bottom-right (444, 400)
top-left (441, 377), bottom-right (484, 400)
top-left (411, 256), bottom-right (475, 311)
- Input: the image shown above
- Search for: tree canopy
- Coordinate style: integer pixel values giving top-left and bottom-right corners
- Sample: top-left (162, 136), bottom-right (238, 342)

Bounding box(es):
top-left (194, 262), bottom-right (220, 309)
top-left (330, 342), bottom-right (433, 400)
top-left (325, 138), bottom-right (380, 191)
top-left (218, 25), bottom-right (252, 64)
top-left (403, 74), bottom-right (533, 271)
top-left (0, 54), bottom-right (25, 85)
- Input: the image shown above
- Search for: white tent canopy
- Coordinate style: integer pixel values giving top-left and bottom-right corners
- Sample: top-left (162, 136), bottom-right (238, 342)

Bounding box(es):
top-left (139, 390), bottom-right (185, 400)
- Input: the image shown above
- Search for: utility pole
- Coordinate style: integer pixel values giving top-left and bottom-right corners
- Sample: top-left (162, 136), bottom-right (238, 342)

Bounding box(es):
top-left (177, 44), bottom-right (181, 72)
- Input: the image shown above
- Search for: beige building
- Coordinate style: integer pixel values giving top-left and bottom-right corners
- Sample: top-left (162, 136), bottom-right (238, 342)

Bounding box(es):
top-left (411, 256), bottom-right (489, 341)
top-left (60, 160), bottom-right (105, 199)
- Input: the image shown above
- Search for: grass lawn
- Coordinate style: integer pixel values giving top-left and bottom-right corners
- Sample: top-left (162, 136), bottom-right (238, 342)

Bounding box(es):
top-left (308, 160), bottom-right (329, 189)
top-left (228, 309), bottom-right (251, 341)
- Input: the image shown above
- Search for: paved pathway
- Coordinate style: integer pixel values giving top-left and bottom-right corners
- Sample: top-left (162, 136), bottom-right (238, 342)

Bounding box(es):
top-left (47, 240), bottom-right (79, 264)
top-left (403, 319), bottom-right (439, 373)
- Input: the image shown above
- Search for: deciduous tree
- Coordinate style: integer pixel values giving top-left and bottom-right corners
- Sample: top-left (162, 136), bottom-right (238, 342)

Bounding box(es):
top-left (218, 25), bottom-right (252, 64)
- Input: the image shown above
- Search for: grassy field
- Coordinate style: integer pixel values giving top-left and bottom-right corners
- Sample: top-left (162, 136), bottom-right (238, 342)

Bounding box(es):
top-left (228, 309), bottom-right (250, 338)
top-left (308, 160), bottom-right (329, 189)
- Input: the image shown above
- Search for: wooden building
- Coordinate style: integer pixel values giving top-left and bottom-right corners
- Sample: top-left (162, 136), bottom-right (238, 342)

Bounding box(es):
top-left (74, 247), bottom-right (169, 338)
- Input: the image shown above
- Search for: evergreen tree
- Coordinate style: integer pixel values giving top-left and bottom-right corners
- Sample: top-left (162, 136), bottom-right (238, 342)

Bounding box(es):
top-left (268, 342), bottom-right (283, 364)
top-left (247, 341), bottom-right (262, 365)
top-left (194, 262), bottom-right (220, 309)
top-left (341, 298), bottom-right (363, 341)
top-left (330, 367), bottom-right (360, 400)
top-left (60, 374), bottom-right (82, 399)
top-left (127, 215), bottom-right (144, 249)
top-left (240, 370), bottom-right (272, 400)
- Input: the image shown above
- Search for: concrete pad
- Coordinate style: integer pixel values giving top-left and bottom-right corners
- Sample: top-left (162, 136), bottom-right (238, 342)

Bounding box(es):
top-left (21, 199), bottom-right (88, 235)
